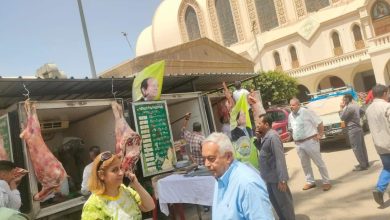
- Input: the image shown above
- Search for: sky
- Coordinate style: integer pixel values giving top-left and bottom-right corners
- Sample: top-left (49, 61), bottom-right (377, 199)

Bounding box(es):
top-left (0, 0), bottom-right (161, 78)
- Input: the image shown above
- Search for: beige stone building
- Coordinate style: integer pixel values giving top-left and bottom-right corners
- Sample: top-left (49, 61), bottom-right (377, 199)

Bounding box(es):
top-left (128, 0), bottom-right (390, 101)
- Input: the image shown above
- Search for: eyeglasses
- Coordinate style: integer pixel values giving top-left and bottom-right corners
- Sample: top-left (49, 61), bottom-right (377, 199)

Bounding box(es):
top-left (97, 151), bottom-right (113, 171)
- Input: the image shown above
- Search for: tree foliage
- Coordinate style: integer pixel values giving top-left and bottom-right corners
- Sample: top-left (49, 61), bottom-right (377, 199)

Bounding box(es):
top-left (245, 71), bottom-right (298, 107)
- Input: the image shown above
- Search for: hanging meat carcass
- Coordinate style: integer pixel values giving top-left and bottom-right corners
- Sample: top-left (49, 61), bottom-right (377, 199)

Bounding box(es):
top-left (20, 100), bottom-right (67, 201)
top-left (111, 101), bottom-right (141, 172)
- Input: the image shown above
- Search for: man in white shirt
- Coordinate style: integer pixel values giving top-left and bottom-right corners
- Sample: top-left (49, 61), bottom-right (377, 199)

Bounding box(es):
top-left (288, 98), bottom-right (332, 191)
top-left (0, 160), bottom-right (23, 210)
top-left (365, 84), bottom-right (390, 206)
top-left (232, 81), bottom-right (250, 102)
top-left (81, 146), bottom-right (100, 196)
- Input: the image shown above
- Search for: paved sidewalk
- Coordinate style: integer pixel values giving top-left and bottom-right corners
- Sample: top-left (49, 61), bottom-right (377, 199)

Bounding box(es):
top-left (285, 133), bottom-right (390, 220)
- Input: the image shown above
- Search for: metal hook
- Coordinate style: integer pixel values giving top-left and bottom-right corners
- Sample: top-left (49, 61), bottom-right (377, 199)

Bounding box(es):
top-left (111, 77), bottom-right (117, 100)
top-left (22, 83), bottom-right (30, 99)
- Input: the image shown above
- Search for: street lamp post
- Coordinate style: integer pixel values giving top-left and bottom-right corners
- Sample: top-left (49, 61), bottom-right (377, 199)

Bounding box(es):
top-left (121, 32), bottom-right (135, 57)
top-left (77, 0), bottom-right (97, 78)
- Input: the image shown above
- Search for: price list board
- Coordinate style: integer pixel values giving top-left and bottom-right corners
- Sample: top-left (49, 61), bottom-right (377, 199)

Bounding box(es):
top-left (132, 101), bottom-right (176, 177)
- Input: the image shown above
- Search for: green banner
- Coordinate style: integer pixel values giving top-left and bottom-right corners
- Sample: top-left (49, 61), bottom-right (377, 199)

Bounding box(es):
top-left (132, 101), bottom-right (176, 177)
top-left (233, 136), bottom-right (258, 170)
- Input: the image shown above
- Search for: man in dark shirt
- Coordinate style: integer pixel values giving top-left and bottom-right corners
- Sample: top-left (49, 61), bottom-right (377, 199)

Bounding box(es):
top-left (255, 114), bottom-right (295, 220)
top-left (339, 94), bottom-right (369, 171)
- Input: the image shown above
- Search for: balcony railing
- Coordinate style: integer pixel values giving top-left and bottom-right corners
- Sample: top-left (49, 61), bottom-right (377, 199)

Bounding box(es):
top-left (286, 49), bottom-right (369, 78)
top-left (368, 33), bottom-right (390, 53)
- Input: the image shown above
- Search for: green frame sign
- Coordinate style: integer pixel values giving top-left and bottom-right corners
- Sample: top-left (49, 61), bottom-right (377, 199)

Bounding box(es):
top-left (0, 114), bottom-right (13, 161)
top-left (132, 101), bottom-right (177, 177)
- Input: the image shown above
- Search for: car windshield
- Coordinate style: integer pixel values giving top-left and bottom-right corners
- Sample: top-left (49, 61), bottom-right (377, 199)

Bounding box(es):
top-left (266, 110), bottom-right (286, 122)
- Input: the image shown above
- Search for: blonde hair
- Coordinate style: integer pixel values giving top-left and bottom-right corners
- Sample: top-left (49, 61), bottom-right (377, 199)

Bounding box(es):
top-left (88, 152), bottom-right (121, 195)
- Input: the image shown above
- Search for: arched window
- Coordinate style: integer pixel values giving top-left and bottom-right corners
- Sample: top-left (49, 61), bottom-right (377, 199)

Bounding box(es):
top-left (215, 0), bottom-right (238, 46)
top-left (371, 0), bottom-right (390, 36)
top-left (289, 46), bottom-right (300, 68)
top-left (371, 0), bottom-right (390, 20)
top-left (254, 0), bottom-right (279, 32)
top-left (185, 6), bottom-right (201, 41)
top-left (331, 32), bottom-right (343, 56)
top-left (352, 25), bottom-right (365, 49)
top-left (273, 51), bottom-right (282, 71)
top-left (304, 0), bottom-right (330, 13)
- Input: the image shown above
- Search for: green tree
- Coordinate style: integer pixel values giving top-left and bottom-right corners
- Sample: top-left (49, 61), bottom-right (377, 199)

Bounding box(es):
top-left (248, 71), bottom-right (298, 107)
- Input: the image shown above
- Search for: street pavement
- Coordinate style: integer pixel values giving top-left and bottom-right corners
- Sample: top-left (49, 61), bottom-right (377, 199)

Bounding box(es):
top-left (162, 133), bottom-right (390, 220)
top-left (285, 133), bottom-right (390, 220)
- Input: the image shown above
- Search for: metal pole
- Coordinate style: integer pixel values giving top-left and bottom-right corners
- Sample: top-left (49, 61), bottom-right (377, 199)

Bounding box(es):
top-left (77, 0), bottom-right (97, 78)
top-left (251, 21), bottom-right (260, 54)
top-left (121, 32), bottom-right (135, 57)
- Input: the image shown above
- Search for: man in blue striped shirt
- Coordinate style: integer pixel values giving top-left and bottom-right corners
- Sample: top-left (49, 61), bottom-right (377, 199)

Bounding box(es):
top-left (202, 132), bottom-right (274, 220)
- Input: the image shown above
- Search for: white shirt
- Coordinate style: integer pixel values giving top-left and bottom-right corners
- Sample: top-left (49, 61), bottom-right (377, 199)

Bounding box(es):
top-left (365, 98), bottom-right (390, 154)
top-left (288, 107), bottom-right (322, 141)
top-left (0, 180), bottom-right (21, 210)
top-left (233, 89), bottom-right (249, 102)
top-left (81, 163), bottom-right (93, 195)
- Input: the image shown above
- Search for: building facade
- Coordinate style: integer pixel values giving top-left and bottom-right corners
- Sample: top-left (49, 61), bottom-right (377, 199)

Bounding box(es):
top-left (135, 0), bottom-right (390, 101)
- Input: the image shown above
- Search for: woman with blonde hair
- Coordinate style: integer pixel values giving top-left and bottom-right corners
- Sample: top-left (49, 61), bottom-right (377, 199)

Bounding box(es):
top-left (81, 151), bottom-right (155, 219)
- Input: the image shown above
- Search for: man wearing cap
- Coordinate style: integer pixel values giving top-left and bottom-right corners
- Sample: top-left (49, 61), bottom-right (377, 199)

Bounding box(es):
top-left (181, 113), bottom-right (205, 166)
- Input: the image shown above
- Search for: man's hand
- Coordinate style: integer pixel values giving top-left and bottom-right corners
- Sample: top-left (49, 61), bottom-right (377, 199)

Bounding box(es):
top-left (184, 112), bottom-right (191, 120)
top-left (278, 181), bottom-right (287, 192)
top-left (340, 100), bottom-right (346, 109)
top-left (313, 133), bottom-right (323, 142)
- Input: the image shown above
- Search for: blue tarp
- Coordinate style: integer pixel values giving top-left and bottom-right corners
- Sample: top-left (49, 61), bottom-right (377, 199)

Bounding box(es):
top-left (309, 88), bottom-right (358, 102)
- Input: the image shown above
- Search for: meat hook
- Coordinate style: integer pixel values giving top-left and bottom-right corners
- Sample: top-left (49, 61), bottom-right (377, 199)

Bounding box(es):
top-left (22, 83), bottom-right (30, 100)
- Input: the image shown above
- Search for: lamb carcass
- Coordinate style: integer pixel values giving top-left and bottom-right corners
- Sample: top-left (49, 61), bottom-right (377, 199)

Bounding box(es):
top-left (20, 100), bottom-right (67, 201)
top-left (111, 101), bottom-right (141, 172)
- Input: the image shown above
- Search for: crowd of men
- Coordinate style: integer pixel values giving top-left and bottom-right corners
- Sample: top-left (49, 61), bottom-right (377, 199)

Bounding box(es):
top-left (180, 82), bottom-right (390, 219)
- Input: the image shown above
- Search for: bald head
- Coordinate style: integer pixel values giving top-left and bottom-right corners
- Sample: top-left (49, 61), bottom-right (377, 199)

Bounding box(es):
top-left (289, 98), bottom-right (300, 113)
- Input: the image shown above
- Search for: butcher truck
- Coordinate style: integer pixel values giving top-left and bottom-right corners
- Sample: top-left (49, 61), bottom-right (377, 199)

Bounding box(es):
top-left (1, 92), bottom-right (218, 219)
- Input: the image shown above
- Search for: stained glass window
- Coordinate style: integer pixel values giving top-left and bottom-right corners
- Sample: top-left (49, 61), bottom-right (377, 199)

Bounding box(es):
top-left (185, 6), bottom-right (201, 41)
top-left (371, 0), bottom-right (390, 20)
top-left (254, 0), bottom-right (279, 32)
top-left (305, 0), bottom-right (330, 13)
top-left (215, 0), bottom-right (238, 46)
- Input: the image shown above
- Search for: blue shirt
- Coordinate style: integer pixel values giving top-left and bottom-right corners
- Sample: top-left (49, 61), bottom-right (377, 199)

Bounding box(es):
top-left (212, 160), bottom-right (274, 220)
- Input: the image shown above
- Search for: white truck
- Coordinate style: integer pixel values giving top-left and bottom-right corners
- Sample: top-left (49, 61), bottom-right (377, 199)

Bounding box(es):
top-left (305, 87), bottom-right (366, 146)
top-left (0, 91), bottom-right (222, 219)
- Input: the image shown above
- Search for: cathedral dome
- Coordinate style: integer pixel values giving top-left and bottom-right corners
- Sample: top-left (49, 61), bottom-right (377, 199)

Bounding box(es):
top-left (135, 26), bottom-right (154, 56)
top-left (136, 0), bottom-right (182, 56)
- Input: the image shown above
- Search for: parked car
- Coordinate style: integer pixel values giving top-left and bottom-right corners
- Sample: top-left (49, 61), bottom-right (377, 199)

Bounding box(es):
top-left (266, 108), bottom-right (292, 142)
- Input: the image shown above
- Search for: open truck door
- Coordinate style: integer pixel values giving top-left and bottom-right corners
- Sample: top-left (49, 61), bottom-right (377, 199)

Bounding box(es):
top-left (8, 99), bottom-right (124, 219)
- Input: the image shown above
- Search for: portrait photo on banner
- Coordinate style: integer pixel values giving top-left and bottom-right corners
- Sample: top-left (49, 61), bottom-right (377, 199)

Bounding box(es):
top-left (132, 60), bottom-right (165, 102)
